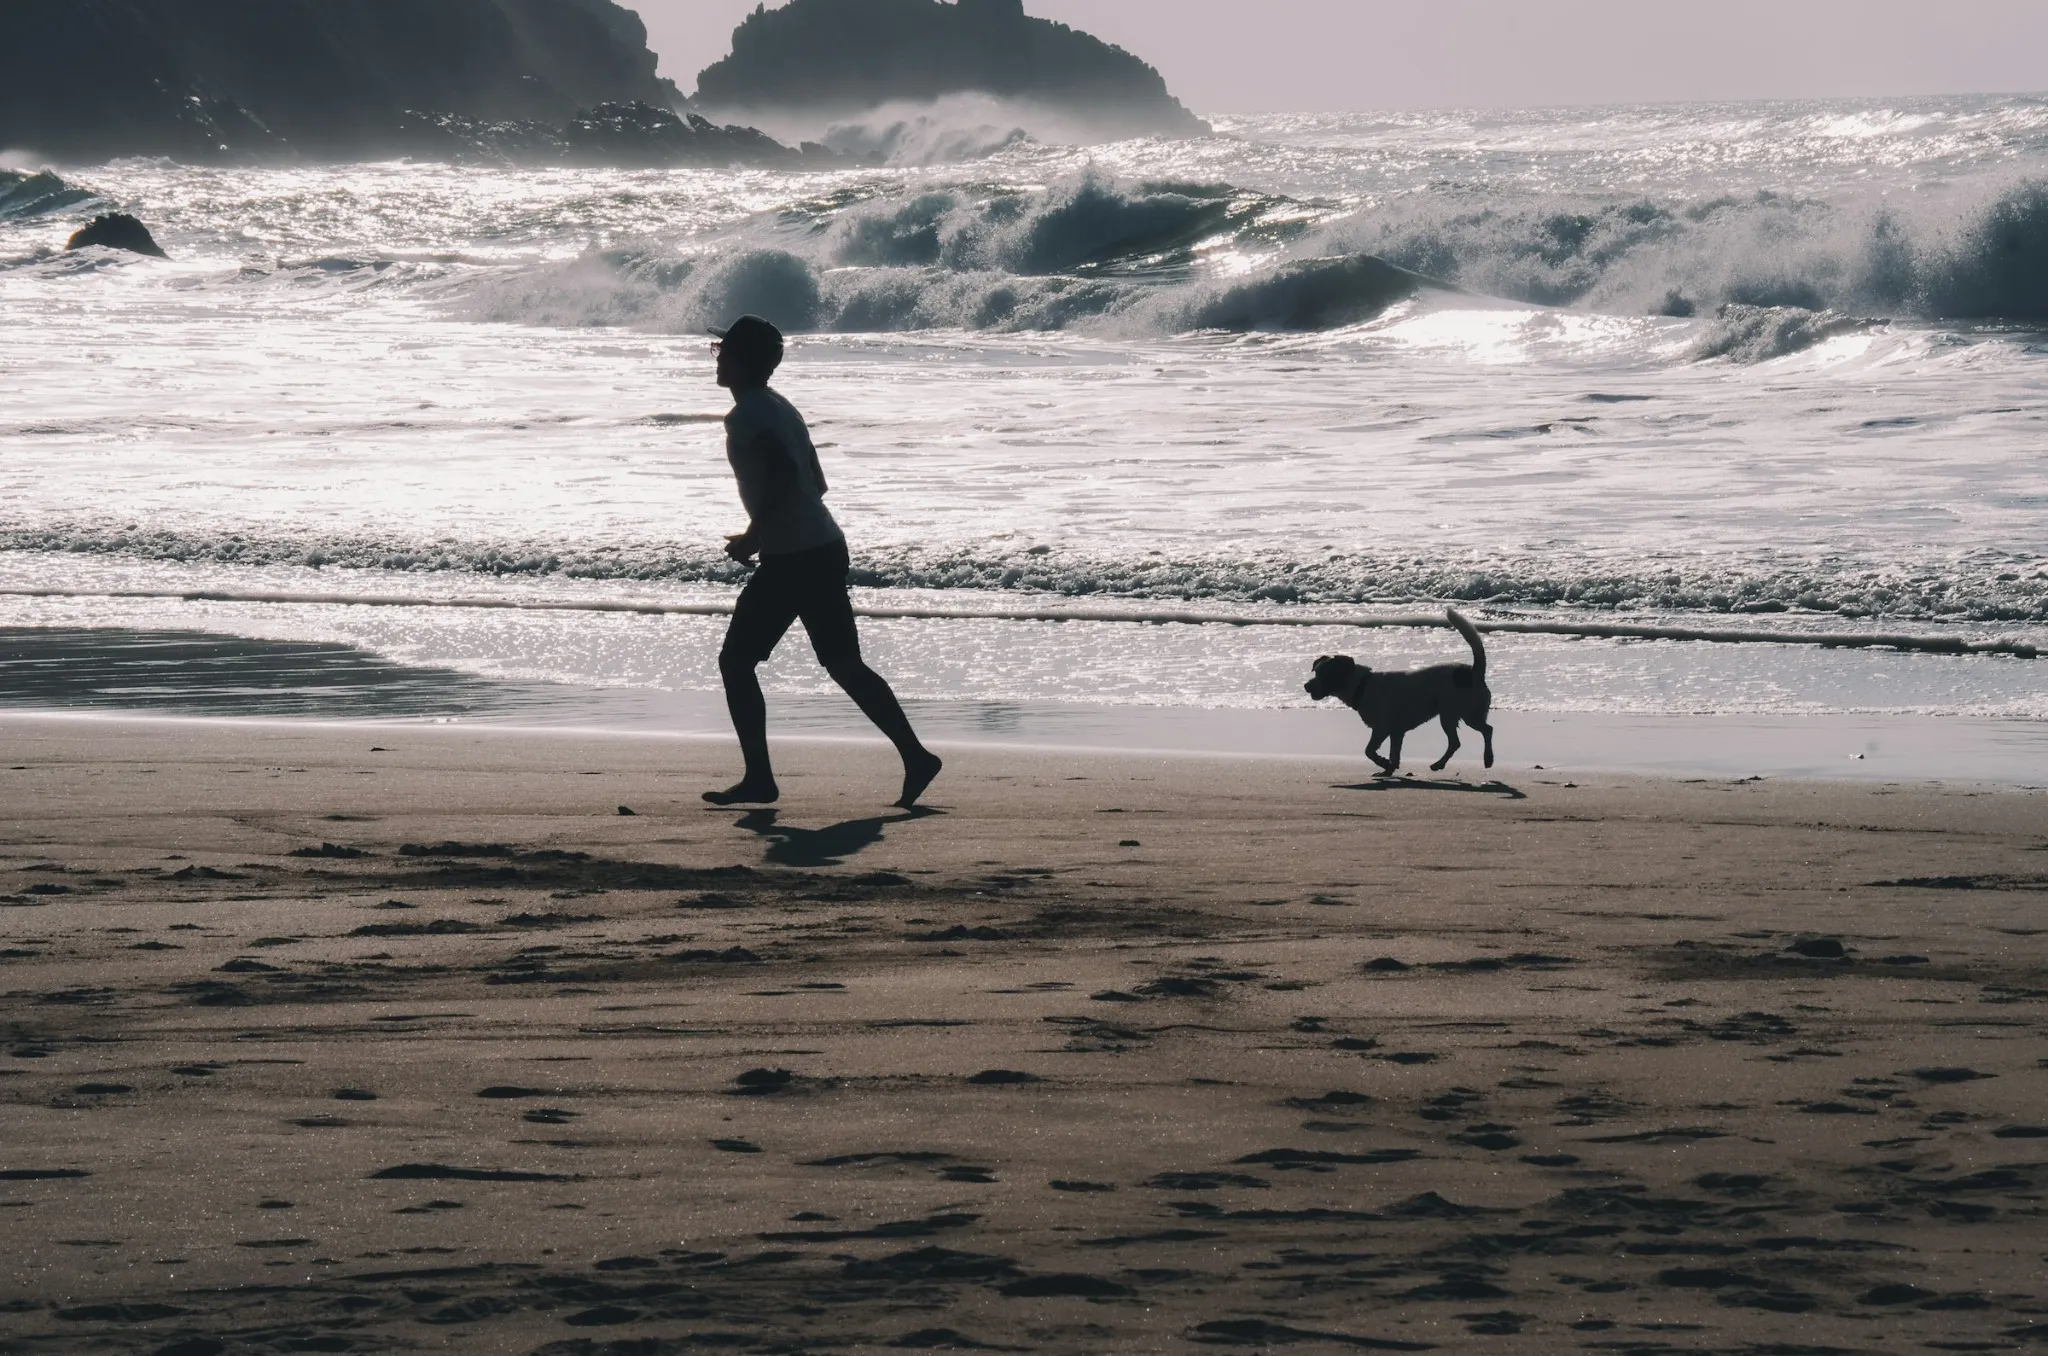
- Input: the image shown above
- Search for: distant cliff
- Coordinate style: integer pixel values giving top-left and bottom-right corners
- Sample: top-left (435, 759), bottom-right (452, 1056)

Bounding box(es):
top-left (0, 0), bottom-right (691, 162)
top-left (693, 0), bottom-right (1209, 137)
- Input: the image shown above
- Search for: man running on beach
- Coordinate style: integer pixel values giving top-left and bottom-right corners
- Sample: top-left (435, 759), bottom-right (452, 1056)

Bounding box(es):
top-left (703, 314), bottom-right (943, 808)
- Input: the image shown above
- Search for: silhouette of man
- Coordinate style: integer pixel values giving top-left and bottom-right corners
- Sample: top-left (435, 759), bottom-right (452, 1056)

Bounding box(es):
top-left (703, 314), bottom-right (942, 808)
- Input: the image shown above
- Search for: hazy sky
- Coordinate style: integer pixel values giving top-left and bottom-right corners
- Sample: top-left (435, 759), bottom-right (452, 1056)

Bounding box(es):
top-left (632, 0), bottom-right (2048, 112)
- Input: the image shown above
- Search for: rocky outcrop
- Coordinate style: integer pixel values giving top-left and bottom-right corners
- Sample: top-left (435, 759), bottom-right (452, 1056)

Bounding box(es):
top-left (65, 213), bottom-right (168, 258)
top-left (0, 0), bottom-right (687, 162)
top-left (692, 0), bottom-right (1209, 138)
top-left (563, 102), bottom-right (814, 167)
top-left (384, 102), bottom-right (848, 167)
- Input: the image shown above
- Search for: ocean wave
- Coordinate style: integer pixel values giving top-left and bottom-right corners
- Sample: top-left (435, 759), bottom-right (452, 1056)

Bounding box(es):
top-left (460, 175), bottom-right (1414, 335)
top-left (0, 169), bottom-right (95, 220)
top-left (1921, 180), bottom-right (2048, 320)
top-left (13, 159), bottom-right (2046, 343)
top-left (735, 93), bottom-right (1194, 166)
top-left (1691, 304), bottom-right (1881, 362)
top-left (6, 522), bottom-right (2042, 624)
top-left (812, 96), bottom-right (1044, 165)
top-left (1320, 178), bottom-right (2048, 325)
top-left (1184, 254), bottom-right (1438, 331)
top-left (447, 170), bottom-right (2048, 343)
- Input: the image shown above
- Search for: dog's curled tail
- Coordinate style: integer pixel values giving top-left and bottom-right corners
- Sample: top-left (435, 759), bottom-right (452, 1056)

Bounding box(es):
top-left (1446, 607), bottom-right (1485, 682)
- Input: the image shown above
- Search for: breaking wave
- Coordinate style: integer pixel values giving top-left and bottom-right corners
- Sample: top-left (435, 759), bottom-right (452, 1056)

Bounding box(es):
top-left (1921, 180), bottom-right (2048, 320)
top-left (1691, 304), bottom-right (1881, 363)
top-left (729, 93), bottom-right (1187, 166)
top-left (1335, 180), bottom-right (2048, 325)
top-left (0, 169), bottom-right (94, 220)
top-left (18, 152), bottom-right (2045, 351)
top-left (459, 175), bottom-right (1343, 334)
top-left (451, 170), bottom-right (2048, 350)
top-left (6, 521), bottom-right (2042, 624)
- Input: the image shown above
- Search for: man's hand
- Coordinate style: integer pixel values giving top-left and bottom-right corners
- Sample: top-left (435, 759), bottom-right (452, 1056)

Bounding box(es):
top-left (724, 532), bottom-right (758, 564)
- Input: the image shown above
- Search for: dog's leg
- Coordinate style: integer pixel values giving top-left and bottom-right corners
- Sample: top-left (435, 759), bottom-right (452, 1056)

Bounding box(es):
top-left (1469, 717), bottom-right (1494, 768)
top-left (1430, 713), bottom-right (1460, 771)
top-left (1365, 730), bottom-right (1394, 774)
top-left (1386, 731), bottom-right (1404, 772)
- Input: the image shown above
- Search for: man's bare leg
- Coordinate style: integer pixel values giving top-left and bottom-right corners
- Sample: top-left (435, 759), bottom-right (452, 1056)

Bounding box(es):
top-left (705, 651), bottom-right (779, 805)
top-left (825, 657), bottom-right (942, 807)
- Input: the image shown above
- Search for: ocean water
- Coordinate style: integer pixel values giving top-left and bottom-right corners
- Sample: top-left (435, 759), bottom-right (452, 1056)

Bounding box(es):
top-left (2, 96), bottom-right (2044, 743)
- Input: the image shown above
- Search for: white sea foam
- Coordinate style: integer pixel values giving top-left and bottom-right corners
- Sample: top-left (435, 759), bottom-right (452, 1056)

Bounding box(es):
top-left (4, 583), bottom-right (2032, 657)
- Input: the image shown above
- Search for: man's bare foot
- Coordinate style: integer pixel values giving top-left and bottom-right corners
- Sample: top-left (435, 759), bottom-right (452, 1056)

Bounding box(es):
top-left (703, 779), bottom-right (778, 806)
top-left (896, 750), bottom-right (943, 808)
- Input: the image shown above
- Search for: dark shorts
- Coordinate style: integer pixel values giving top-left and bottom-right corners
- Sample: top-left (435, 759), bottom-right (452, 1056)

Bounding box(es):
top-left (721, 538), bottom-right (860, 667)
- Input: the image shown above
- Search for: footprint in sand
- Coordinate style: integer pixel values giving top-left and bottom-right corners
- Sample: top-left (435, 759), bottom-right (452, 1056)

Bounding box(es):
top-left (966, 1069), bottom-right (1041, 1085)
top-left (731, 1067), bottom-right (796, 1096)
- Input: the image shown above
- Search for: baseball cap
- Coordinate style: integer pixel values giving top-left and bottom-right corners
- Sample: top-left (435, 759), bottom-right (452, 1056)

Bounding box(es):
top-left (708, 314), bottom-right (784, 365)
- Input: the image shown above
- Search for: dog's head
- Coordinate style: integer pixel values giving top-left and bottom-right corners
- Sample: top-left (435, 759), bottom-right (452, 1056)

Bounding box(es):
top-left (1304, 654), bottom-right (1367, 701)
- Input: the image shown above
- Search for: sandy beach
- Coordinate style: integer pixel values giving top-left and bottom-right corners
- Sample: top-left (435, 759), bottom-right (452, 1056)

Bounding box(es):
top-left (0, 714), bottom-right (2043, 1353)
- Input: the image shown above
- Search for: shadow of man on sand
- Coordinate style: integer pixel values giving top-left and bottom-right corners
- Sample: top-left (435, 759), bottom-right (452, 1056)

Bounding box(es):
top-left (729, 806), bottom-right (942, 868)
top-left (1337, 777), bottom-right (1527, 800)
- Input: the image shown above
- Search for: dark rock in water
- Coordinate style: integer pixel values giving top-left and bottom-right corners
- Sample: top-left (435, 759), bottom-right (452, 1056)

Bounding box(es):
top-left (563, 101), bottom-right (827, 168)
top-left (395, 101), bottom-right (844, 168)
top-left (692, 0), bottom-right (1209, 138)
top-left (391, 110), bottom-right (570, 164)
top-left (65, 213), bottom-right (167, 258)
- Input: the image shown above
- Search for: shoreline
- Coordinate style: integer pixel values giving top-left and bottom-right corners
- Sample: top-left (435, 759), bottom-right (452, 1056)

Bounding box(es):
top-left (1, 716), bottom-right (2042, 1351)
top-left (4, 609), bottom-right (2044, 787)
top-left (4, 700), bottom-right (2045, 789)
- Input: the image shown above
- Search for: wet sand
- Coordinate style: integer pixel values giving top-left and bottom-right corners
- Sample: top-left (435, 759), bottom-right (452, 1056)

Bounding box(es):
top-left (1, 714), bottom-right (2045, 1354)
top-left (7, 625), bottom-right (2046, 785)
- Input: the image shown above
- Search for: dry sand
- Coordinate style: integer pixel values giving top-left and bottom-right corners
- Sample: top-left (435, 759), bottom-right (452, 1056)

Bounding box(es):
top-left (0, 714), bottom-right (2044, 1354)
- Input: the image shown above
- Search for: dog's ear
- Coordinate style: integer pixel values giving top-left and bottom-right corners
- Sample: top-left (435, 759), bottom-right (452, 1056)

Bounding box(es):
top-left (1312, 654), bottom-right (1334, 668)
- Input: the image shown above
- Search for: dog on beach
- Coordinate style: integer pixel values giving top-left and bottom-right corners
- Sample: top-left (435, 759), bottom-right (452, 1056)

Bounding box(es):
top-left (1304, 608), bottom-right (1495, 774)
